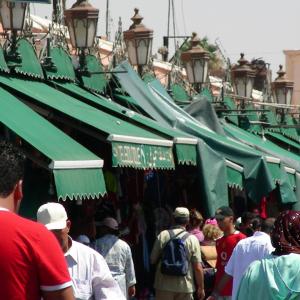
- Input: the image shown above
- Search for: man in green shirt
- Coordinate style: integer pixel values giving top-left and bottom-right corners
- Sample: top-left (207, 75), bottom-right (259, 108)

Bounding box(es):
top-left (150, 207), bottom-right (205, 300)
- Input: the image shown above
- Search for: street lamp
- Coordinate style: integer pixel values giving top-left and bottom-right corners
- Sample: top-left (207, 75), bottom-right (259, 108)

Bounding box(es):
top-left (180, 32), bottom-right (210, 92)
top-left (64, 0), bottom-right (99, 72)
top-left (0, 0), bottom-right (27, 31)
top-left (64, 0), bottom-right (99, 49)
top-left (0, 0), bottom-right (28, 63)
top-left (231, 53), bottom-right (256, 102)
top-left (272, 65), bottom-right (294, 105)
top-left (123, 8), bottom-right (153, 75)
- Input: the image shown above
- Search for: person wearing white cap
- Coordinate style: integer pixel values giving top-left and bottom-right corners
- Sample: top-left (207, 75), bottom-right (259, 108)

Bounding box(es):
top-left (150, 207), bottom-right (205, 300)
top-left (94, 217), bottom-right (136, 299)
top-left (37, 202), bottom-right (125, 300)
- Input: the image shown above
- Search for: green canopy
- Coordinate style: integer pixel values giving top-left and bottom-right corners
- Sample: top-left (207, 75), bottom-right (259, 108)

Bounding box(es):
top-left (0, 86), bottom-right (106, 200)
top-left (45, 46), bottom-right (76, 81)
top-left (281, 115), bottom-right (300, 142)
top-left (52, 81), bottom-right (199, 166)
top-left (222, 121), bottom-right (298, 204)
top-left (266, 132), bottom-right (300, 152)
top-left (0, 75), bottom-right (175, 170)
top-left (10, 38), bottom-right (44, 79)
top-left (171, 83), bottom-right (191, 104)
top-left (79, 55), bottom-right (107, 93)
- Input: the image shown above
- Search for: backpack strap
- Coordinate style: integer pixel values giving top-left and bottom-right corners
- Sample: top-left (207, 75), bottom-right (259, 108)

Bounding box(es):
top-left (181, 232), bottom-right (190, 242)
top-left (163, 229), bottom-right (185, 250)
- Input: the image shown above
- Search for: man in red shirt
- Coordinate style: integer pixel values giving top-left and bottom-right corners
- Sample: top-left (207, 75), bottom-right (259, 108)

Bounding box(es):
top-left (0, 141), bottom-right (74, 300)
top-left (211, 206), bottom-right (246, 300)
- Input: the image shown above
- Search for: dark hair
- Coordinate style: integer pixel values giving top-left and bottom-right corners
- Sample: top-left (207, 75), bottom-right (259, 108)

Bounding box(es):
top-left (0, 141), bottom-right (25, 197)
top-left (251, 217), bottom-right (263, 231)
top-left (261, 218), bottom-right (275, 234)
top-left (189, 209), bottom-right (204, 228)
top-left (241, 212), bottom-right (256, 225)
top-left (174, 217), bottom-right (189, 226)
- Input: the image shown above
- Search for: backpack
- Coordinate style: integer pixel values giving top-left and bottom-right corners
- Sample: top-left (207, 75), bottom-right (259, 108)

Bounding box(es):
top-left (160, 230), bottom-right (190, 276)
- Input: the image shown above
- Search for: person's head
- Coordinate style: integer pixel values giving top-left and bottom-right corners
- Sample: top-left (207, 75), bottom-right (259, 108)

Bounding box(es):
top-left (261, 218), bottom-right (275, 235)
top-left (37, 202), bottom-right (71, 252)
top-left (173, 207), bottom-right (190, 227)
top-left (271, 211), bottom-right (300, 256)
top-left (0, 141), bottom-right (25, 212)
top-left (98, 217), bottom-right (119, 236)
top-left (189, 209), bottom-right (204, 229)
top-left (203, 224), bottom-right (223, 241)
top-left (240, 211), bottom-right (257, 236)
top-left (241, 211), bottom-right (256, 227)
top-left (249, 217), bottom-right (263, 234)
top-left (215, 206), bottom-right (235, 234)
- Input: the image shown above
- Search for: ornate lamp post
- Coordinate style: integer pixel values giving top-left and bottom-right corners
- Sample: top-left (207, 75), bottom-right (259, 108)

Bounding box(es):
top-left (64, 0), bottom-right (99, 71)
top-left (0, 0), bottom-right (27, 31)
top-left (0, 0), bottom-right (27, 60)
top-left (123, 8), bottom-right (153, 75)
top-left (231, 53), bottom-right (256, 107)
top-left (272, 65), bottom-right (294, 123)
top-left (272, 65), bottom-right (294, 105)
top-left (180, 32), bottom-right (210, 92)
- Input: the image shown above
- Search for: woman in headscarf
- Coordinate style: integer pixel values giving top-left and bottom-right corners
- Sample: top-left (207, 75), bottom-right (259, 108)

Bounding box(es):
top-left (236, 210), bottom-right (300, 300)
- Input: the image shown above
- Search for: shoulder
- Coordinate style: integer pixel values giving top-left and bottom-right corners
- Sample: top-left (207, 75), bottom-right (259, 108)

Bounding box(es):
top-left (73, 241), bottom-right (106, 261)
top-left (14, 214), bottom-right (56, 242)
top-left (187, 233), bottom-right (200, 244)
top-left (233, 231), bottom-right (246, 241)
top-left (117, 238), bottom-right (131, 249)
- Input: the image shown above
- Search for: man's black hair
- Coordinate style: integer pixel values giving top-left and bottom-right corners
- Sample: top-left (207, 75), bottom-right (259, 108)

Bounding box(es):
top-left (261, 218), bottom-right (275, 234)
top-left (0, 141), bottom-right (25, 197)
top-left (174, 217), bottom-right (189, 226)
top-left (251, 217), bottom-right (263, 231)
top-left (241, 211), bottom-right (256, 225)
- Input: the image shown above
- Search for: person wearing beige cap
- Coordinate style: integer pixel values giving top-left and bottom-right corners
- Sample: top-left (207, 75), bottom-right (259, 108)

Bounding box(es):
top-left (37, 203), bottom-right (125, 300)
top-left (151, 207), bottom-right (205, 300)
top-left (94, 217), bottom-right (136, 299)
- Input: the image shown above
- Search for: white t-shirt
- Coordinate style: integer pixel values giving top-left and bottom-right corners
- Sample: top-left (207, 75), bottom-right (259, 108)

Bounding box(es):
top-left (225, 231), bottom-right (274, 300)
top-left (65, 239), bottom-right (125, 300)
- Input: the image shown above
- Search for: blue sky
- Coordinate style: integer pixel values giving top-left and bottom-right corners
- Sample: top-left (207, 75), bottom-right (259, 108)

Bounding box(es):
top-left (31, 0), bottom-right (300, 77)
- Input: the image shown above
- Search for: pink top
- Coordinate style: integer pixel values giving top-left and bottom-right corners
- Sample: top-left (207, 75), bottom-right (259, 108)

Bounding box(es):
top-left (189, 228), bottom-right (204, 242)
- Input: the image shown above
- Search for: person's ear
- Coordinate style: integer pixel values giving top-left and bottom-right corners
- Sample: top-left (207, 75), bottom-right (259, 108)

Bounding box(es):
top-left (14, 180), bottom-right (23, 201)
top-left (13, 180), bottom-right (23, 212)
top-left (66, 220), bottom-right (71, 232)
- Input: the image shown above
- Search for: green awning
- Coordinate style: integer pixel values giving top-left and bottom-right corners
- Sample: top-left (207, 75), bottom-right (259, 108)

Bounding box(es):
top-left (227, 166), bottom-right (243, 190)
top-left (114, 93), bottom-right (146, 113)
top-left (111, 141), bottom-right (174, 169)
top-left (0, 86), bottom-right (106, 200)
top-left (79, 55), bottom-right (107, 93)
top-left (45, 46), bottom-right (76, 81)
top-left (52, 81), bottom-right (198, 166)
top-left (171, 84), bottom-right (191, 104)
top-left (0, 46), bottom-right (9, 73)
top-left (175, 144), bottom-right (197, 166)
top-left (223, 121), bottom-right (298, 203)
top-left (11, 39), bottom-right (44, 79)
top-left (281, 115), bottom-right (300, 142)
top-left (0, 75), bottom-right (175, 170)
top-left (266, 132), bottom-right (300, 152)
top-left (223, 96), bottom-right (239, 125)
top-left (199, 88), bottom-right (214, 102)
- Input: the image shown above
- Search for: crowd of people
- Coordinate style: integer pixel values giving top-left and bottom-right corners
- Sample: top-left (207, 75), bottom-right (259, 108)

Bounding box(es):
top-left (1, 141), bottom-right (300, 300)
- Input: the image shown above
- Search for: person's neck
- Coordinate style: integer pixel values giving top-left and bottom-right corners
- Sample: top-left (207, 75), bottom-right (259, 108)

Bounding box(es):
top-left (63, 236), bottom-right (72, 254)
top-left (0, 195), bottom-right (15, 212)
top-left (223, 226), bottom-right (236, 236)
